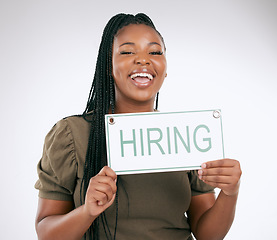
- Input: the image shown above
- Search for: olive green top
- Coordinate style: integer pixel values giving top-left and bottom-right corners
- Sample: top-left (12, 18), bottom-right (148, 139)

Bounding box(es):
top-left (35, 116), bottom-right (214, 240)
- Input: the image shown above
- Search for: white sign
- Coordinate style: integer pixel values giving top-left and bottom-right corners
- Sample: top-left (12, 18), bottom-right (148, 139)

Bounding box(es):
top-left (105, 110), bottom-right (224, 175)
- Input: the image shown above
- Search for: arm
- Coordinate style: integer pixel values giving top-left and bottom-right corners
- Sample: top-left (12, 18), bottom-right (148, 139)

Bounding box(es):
top-left (188, 159), bottom-right (241, 240)
top-left (35, 166), bottom-right (117, 240)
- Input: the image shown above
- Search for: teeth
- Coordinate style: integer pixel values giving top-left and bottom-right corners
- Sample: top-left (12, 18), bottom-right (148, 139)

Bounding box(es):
top-left (130, 72), bottom-right (153, 80)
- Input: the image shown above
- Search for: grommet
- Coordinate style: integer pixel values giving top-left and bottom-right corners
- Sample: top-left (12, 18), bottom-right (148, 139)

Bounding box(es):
top-left (109, 117), bottom-right (115, 125)
top-left (213, 110), bottom-right (221, 119)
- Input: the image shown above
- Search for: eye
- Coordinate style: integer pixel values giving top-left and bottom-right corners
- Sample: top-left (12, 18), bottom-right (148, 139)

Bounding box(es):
top-left (149, 51), bottom-right (163, 55)
top-left (120, 51), bottom-right (134, 55)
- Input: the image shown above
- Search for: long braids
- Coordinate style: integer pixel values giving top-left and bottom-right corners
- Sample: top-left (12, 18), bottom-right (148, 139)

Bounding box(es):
top-left (81, 13), bottom-right (163, 239)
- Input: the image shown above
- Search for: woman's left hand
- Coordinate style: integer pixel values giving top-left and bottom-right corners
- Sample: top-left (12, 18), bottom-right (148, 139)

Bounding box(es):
top-left (198, 159), bottom-right (242, 196)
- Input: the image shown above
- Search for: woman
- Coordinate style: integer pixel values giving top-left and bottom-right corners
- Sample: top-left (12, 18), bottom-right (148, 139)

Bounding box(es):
top-left (35, 13), bottom-right (241, 240)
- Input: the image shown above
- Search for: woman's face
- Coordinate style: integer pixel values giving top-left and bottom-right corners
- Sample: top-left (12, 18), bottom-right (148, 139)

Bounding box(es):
top-left (112, 24), bottom-right (167, 112)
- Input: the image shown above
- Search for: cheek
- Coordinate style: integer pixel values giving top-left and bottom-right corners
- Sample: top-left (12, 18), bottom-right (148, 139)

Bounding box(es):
top-left (153, 58), bottom-right (167, 74)
top-left (112, 58), bottom-right (129, 81)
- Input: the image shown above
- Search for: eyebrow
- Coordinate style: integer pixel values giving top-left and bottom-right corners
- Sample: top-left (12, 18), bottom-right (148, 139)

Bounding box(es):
top-left (119, 42), bottom-right (135, 47)
top-left (119, 41), bottom-right (162, 47)
top-left (149, 42), bottom-right (162, 47)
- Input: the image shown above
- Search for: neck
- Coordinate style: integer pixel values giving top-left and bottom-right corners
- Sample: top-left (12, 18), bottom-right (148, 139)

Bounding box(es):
top-left (114, 100), bottom-right (155, 114)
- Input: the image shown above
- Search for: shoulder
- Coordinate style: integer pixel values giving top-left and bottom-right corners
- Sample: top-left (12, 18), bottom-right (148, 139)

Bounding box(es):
top-left (61, 114), bottom-right (91, 144)
top-left (43, 114), bottom-right (91, 158)
top-left (48, 114), bottom-right (91, 138)
top-left (62, 114), bottom-right (90, 132)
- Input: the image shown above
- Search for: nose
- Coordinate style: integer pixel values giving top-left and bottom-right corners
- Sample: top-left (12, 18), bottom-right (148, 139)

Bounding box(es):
top-left (135, 53), bottom-right (150, 65)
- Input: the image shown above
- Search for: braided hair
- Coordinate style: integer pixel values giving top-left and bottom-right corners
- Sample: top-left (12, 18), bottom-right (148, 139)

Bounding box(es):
top-left (81, 13), bottom-right (165, 239)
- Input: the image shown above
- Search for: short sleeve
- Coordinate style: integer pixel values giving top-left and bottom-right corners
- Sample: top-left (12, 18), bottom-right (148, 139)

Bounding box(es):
top-left (34, 119), bottom-right (77, 201)
top-left (188, 170), bottom-right (215, 196)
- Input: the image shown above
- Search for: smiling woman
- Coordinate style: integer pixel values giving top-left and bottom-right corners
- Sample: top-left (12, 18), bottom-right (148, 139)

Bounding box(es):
top-left (34, 13), bottom-right (241, 240)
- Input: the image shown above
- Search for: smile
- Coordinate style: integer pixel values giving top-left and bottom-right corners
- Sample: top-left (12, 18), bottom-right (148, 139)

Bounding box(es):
top-left (130, 72), bottom-right (154, 80)
top-left (129, 72), bottom-right (154, 88)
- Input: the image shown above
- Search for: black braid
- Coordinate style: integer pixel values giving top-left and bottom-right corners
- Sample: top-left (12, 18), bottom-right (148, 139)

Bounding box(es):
top-left (80, 13), bottom-right (165, 240)
top-left (155, 92), bottom-right (160, 111)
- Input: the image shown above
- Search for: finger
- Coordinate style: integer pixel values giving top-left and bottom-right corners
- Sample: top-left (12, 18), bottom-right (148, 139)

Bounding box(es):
top-left (89, 190), bottom-right (109, 206)
top-left (87, 181), bottom-right (116, 206)
top-left (90, 190), bottom-right (116, 206)
top-left (202, 180), bottom-right (230, 190)
top-left (96, 192), bottom-right (116, 206)
top-left (90, 176), bottom-right (117, 193)
top-left (202, 159), bottom-right (240, 169)
top-left (98, 166), bottom-right (117, 181)
top-left (95, 184), bottom-right (115, 201)
top-left (99, 193), bottom-right (116, 208)
top-left (198, 168), bottom-right (234, 177)
top-left (199, 175), bottom-right (233, 184)
top-left (88, 177), bottom-right (117, 199)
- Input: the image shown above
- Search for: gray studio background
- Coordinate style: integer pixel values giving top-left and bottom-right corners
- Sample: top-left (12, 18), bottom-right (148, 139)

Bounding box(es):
top-left (1, 0), bottom-right (276, 239)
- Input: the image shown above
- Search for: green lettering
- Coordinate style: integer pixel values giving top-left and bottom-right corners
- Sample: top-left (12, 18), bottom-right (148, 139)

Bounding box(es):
top-left (167, 127), bottom-right (171, 154)
top-left (174, 126), bottom-right (190, 153)
top-left (147, 128), bottom-right (165, 155)
top-left (140, 128), bottom-right (144, 156)
top-left (193, 125), bottom-right (212, 152)
top-left (120, 129), bottom-right (137, 157)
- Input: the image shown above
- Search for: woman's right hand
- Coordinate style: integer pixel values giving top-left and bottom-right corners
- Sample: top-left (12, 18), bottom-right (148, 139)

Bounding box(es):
top-left (84, 166), bottom-right (117, 218)
top-left (35, 166), bottom-right (117, 240)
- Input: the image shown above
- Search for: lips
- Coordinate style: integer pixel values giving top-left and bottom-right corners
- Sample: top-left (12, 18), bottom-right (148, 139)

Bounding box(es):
top-left (129, 69), bottom-right (155, 88)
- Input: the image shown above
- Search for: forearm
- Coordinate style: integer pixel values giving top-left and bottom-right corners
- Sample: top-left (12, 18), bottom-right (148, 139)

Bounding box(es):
top-left (194, 191), bottom-right (238, 240)
top-left (36, 205), bottom-right (96, 240)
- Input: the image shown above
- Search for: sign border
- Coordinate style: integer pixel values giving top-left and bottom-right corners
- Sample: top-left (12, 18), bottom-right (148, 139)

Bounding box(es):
top-left (105, 109), bottom-right (225, 174)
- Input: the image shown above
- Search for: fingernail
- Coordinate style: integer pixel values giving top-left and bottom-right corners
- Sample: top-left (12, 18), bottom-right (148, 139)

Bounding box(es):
top-left (201, 163), bottom-right (207, 169)
top-left (198, 170), bottom-right (203, 175)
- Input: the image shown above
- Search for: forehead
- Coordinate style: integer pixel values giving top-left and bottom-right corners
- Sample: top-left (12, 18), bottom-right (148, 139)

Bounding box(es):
top-left (113, 24), bottom-right (164, 48)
